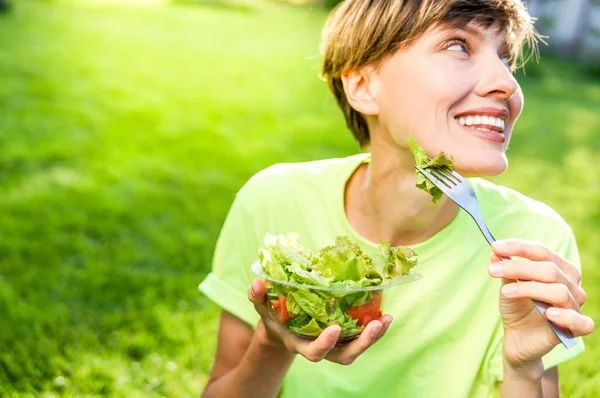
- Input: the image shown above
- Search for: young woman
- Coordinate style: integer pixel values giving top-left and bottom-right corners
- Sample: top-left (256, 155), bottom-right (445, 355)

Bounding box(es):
top-left (199, 1), bottom-right (594, 397)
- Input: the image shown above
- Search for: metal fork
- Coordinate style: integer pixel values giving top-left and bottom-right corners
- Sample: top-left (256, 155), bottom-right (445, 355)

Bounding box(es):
top-left (415, 164), bottom-right (576, 349)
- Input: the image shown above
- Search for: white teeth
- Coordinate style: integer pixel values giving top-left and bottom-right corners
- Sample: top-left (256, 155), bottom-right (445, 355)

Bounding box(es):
top-left (455, 114), bottom-right (506, 131)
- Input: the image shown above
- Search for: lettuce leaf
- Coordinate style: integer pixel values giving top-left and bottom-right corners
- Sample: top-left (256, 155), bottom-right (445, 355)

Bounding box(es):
top-left (258, 248), bottom-right (288, 281)
top-left (288, 262), bottom-right (332, 287)
top-left (289, 290), bottom-right (329, 323)
top-left (288, 318), bottom-right (323, 337)
top-left (286, 292), bottom-right (304, 317)
top-left (375, 242), bottom-right (418, 279)
top-left (408, 135), bottom-right (455, 203)
top-left (313, 236), bottom-right (370, 282)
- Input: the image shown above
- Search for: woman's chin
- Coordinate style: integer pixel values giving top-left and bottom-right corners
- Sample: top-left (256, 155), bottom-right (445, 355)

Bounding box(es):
top-left (454, 157), bottom-right (508, 178)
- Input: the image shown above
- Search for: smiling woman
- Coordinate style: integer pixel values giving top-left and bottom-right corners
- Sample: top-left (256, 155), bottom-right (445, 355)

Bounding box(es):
top-left (341, 21), bottom-right (522, 176)
top-left (320, 0), bottom-right (537, 178)
top-left (198, 1), bottom-right (594, 398)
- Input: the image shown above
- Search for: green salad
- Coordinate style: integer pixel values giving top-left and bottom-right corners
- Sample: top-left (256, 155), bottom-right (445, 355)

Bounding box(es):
top-left (408, 135), bottom-right (455, 203)
top-left (258, 233), bottom-right (418, 340)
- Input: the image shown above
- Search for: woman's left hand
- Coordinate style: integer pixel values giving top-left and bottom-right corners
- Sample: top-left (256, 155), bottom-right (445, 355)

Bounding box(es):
top-left (488, 239), bottom-right (594, 369)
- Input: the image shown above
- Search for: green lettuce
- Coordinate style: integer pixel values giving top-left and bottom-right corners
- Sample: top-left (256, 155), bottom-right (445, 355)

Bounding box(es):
top-left (408, 135), bottom-right (455, 203)
top-left (375, 242), bottom-right (418, 279)
top-left (289, 290), bottom-right (329, 323)
top-left (313, 236), bottom-right (370, 282)
top-left (288, 318), bottom-right (323, 337)
top-left (285, 293), bottom-right (303, 317)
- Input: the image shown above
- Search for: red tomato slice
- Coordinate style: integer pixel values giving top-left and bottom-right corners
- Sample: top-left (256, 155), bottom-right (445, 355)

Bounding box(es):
top-left (270, 296), bottom-right (291, 324)
top-left (346, 293), bottom-right (383, 326)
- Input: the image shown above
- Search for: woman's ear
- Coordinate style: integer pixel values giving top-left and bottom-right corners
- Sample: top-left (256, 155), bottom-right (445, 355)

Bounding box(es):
top-left (341, 68), bottom-right (380, 116)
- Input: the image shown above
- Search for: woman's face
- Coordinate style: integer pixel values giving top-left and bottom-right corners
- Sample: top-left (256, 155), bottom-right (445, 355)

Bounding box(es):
top-left (369, 21), bottom-right (523, 176)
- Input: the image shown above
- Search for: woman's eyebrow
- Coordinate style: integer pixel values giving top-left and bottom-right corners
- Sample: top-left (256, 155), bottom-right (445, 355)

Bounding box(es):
top-left (464, 25), bottom-right (487, 39)
top-left (442, 23), bottom-right (510, 50)
top-left (443, 21), bottom-right (501, 38)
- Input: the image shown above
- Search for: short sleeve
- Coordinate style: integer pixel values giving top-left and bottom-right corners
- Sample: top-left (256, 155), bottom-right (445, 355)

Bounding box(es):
top-left (488, 225), bottom-right (585, 385)
top-left (198, 189), bottom-right (262, 327)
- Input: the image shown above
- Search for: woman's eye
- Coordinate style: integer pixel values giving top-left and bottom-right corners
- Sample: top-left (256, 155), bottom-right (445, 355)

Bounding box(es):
top-left (445, 40), bottom-right (468, 53)
top-left (501, 56), bottom-right (513, 67)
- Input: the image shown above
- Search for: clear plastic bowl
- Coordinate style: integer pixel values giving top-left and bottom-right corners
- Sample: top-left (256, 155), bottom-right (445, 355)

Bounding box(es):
top-left (250, 261), bottom-right (422, 341)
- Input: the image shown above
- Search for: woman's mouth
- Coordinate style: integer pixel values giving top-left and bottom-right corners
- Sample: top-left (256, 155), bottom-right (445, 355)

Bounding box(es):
top-left (456, 115), bottom-right (505, 132)
top-left (454, 114), bottom-right (506, 143)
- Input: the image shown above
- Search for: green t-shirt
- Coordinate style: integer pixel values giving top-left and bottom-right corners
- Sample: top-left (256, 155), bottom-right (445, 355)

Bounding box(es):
top-left (199, 153), bottom-right (584, 398)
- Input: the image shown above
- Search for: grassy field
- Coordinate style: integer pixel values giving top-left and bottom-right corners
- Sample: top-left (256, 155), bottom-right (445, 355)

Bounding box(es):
top-left (0, 1), bottom-right (598, 396)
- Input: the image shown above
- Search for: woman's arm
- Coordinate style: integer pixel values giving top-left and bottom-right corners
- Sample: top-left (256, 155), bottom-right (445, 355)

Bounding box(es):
top-left (542, 367), bottom-right (559, 397)
top-left (202, 311), bottom-right (295, 398)
top-left (202, 280), bottom-right (393, 398)
top-left (499, 358), bottom-right (544, 398)
top-left (499, 363), bottom-right (558, 397)
top-left (490, 240), bottom-right (594, 398)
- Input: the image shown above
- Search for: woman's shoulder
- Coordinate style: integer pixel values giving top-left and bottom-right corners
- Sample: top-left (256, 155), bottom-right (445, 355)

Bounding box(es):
top-left (469, 177), bottom-right (573, 233)
top-left (237, 154), bottom-right (367, 200)
top-left (227, 154), bottom-right (368, 214)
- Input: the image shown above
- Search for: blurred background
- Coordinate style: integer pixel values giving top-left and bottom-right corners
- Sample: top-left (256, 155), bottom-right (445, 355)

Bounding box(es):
top-left (0, 0), bottom-right (598, 396)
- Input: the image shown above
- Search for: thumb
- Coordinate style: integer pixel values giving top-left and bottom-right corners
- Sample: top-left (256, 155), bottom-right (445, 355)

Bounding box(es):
top-left (248, 279), bottom-right (275, 321)
top-left (248, 279), bottom-right (267, 304)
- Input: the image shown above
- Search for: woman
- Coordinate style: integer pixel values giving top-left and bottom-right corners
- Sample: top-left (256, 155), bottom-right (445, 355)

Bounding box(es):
top-left (199, 1), bottom-right (594, 397)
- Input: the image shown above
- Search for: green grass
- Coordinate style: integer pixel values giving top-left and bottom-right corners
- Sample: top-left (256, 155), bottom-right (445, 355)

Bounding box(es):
top-left (0, 1), bottom-right (598, 396)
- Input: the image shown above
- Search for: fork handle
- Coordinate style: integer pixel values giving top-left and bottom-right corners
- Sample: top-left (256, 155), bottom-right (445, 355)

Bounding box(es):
top-left (472, 214), bottom-right (577, 349)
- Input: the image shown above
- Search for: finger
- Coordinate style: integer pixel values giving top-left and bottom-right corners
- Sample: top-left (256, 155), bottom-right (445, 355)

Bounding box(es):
top-left (373, 315), bottom-right (393, 344)
top-left (545, 307), bottom-right (595, 337)
top-left (488, 260), bottom-right (569, 284)
top-left (489, 252), bottom-right (502, 264)
top-left (492, 239), bottom-right (581, 284)
top-left (489, 260), bottom-right (587, 306)
top-left (295, 325), bottom-right (341, 362)
top-left (501, 282), bottom-right (578, 310)
top-left (248, 280), bottom-right (272, 320)
top-left (325, 320), bottom-right (382, 365)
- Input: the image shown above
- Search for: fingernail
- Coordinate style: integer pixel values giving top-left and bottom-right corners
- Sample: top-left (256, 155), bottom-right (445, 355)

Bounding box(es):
top-left (493, 241), bottom-right (507, 251)
top-left (488, 264), bottom-right (503, 276)
top-left (370, 325), bottom-right (382, 338)
top-left (546, 308), bottom-right (561, 319)
top-left (502, 284), bottom-right (517, 297)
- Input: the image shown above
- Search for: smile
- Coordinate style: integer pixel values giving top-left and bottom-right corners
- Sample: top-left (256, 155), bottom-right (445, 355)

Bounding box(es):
top-left (455, 115), bottom-right (505, 132)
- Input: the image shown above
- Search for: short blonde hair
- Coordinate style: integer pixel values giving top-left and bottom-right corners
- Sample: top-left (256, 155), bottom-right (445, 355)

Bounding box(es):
top-left (320, 0), bottom-right (538, 147)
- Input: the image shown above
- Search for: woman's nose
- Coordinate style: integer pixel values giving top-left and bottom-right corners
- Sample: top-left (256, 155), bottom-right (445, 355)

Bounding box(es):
top-left (474, 56), bottom-right (519, 101)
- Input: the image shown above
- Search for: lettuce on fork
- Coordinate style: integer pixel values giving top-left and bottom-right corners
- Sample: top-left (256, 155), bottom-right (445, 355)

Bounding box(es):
top-left (408, 135), bottom-right (455, 203)
top-left (258, 233), bottom-right (418, 339)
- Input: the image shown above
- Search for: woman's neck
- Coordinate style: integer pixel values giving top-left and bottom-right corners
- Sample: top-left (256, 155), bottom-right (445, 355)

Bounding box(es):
top-left (345, 145), bottom-right (459, 247)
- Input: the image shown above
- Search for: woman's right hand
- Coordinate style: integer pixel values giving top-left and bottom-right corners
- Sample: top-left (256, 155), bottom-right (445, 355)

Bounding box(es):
top-left (248, 279), bottom-right (393, 365)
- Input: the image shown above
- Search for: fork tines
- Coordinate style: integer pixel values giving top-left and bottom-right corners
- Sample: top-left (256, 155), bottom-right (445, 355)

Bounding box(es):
top-left (422, 158), bottom-right (462, 188)
top-left (429, 168), bottom-right (460, 187)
